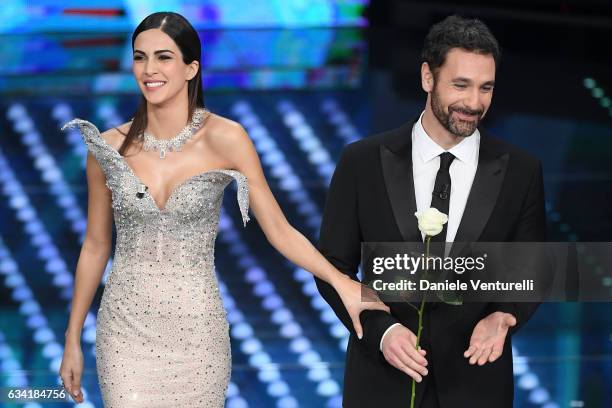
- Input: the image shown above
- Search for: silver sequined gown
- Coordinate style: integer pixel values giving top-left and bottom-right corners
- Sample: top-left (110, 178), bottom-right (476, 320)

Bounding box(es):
top-left (61, 118), bottom-right (250, 407)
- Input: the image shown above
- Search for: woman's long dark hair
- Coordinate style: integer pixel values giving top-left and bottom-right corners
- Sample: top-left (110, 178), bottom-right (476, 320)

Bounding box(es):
top-left (117, 11), bottom-right (205, 156)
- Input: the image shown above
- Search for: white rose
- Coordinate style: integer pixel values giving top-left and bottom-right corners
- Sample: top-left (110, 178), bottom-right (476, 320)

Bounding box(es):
top-left (414, 207), bottom-right (448, 237)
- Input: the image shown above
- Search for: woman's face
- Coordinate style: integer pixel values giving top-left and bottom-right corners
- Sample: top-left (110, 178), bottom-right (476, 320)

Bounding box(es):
top-left (132, 28), bottom-right (198, 107)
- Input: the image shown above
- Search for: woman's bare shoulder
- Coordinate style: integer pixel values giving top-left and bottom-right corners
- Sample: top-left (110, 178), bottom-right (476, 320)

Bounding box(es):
top-left (202, 112), bottom-right (249, 150)
top-left (99, 121), bottom-right (132, 151)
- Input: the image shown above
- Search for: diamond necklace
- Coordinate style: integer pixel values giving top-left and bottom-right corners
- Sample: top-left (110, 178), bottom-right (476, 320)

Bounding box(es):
top-left (142, 107), bottom-right (208, 159)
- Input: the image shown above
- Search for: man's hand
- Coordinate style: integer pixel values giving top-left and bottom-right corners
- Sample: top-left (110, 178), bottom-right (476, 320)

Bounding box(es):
top-left (381, 324), bottom-right (428, 382)
top-left (464, 311), bottom-right (517, 365)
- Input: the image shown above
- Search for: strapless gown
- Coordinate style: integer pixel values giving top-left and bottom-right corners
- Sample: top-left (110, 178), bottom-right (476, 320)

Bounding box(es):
top-left (62, 118), bottom-right (250, 407)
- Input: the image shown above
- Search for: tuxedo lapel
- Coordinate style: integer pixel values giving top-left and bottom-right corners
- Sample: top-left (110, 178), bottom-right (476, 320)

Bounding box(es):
top-left (379, 121), bottom-right (509, 248)
top-left (380, 120), bottom-right (422, 242)
top-left (451, 131), bottom-right (509, 256)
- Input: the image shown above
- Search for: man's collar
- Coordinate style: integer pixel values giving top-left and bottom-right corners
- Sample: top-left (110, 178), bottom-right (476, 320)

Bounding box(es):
top-left (412, 110), bottom-right (479, 165)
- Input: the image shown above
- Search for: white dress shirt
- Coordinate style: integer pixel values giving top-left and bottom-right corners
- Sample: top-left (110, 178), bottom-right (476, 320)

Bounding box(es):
top-left (379, 111), bottom-right (480, 351)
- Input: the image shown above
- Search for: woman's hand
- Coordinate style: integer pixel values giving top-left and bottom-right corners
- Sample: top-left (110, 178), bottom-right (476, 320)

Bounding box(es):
top-left (332, 274), bottom-right (391, 339)
top-left (59, 341), bottom-right (84, 403)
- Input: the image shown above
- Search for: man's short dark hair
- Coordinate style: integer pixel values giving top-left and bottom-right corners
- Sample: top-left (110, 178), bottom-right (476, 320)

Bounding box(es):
top-left (421, 15), bottom-right (501, 74)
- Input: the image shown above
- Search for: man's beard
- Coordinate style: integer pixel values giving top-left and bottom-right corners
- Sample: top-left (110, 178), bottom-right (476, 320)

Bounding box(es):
top-left (431, 87), bottom-right (483, 138)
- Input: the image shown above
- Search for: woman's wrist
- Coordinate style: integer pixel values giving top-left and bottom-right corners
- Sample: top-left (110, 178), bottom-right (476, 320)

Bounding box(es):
top-left (64, 329), bottom-right (82, 345)
top-left (329, 269), bottom-right (351, 289)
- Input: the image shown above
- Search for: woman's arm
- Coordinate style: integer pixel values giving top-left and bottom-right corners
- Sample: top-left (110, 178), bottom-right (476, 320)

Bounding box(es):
top-left (64, 149), bottom-right (113, 344)
top-left (209, 118), bottom-right (389, 337)
top-left (211, 120), bottom-right (349, 286)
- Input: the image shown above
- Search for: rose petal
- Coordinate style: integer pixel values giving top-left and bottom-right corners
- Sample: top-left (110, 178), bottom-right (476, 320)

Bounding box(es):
top-left (415, 207), bottom-right (448, 236)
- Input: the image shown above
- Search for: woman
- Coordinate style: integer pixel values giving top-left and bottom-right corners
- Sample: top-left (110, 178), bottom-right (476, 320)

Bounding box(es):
top-left (59, 11), bottom-right (389, 407)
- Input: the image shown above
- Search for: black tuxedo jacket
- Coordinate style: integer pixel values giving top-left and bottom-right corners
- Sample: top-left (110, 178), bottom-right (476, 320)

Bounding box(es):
top-left (315, 119), bottom-right (546, 407)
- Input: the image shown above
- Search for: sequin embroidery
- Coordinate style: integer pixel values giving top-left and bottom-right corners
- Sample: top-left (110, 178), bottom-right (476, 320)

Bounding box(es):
top-left (62, 118), bottom-right (250, 407)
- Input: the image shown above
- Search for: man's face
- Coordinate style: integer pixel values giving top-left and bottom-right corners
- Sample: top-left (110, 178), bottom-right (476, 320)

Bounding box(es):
top-left (427, 48), bottom-right (496, 137)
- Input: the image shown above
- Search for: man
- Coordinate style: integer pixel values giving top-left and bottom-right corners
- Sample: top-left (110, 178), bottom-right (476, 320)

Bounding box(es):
top-left (315, 15), bottom-right (545, 407)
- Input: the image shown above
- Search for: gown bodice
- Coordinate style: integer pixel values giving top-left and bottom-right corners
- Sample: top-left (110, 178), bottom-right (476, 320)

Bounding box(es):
top-left (61, 118), bottom-right (250, 271)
